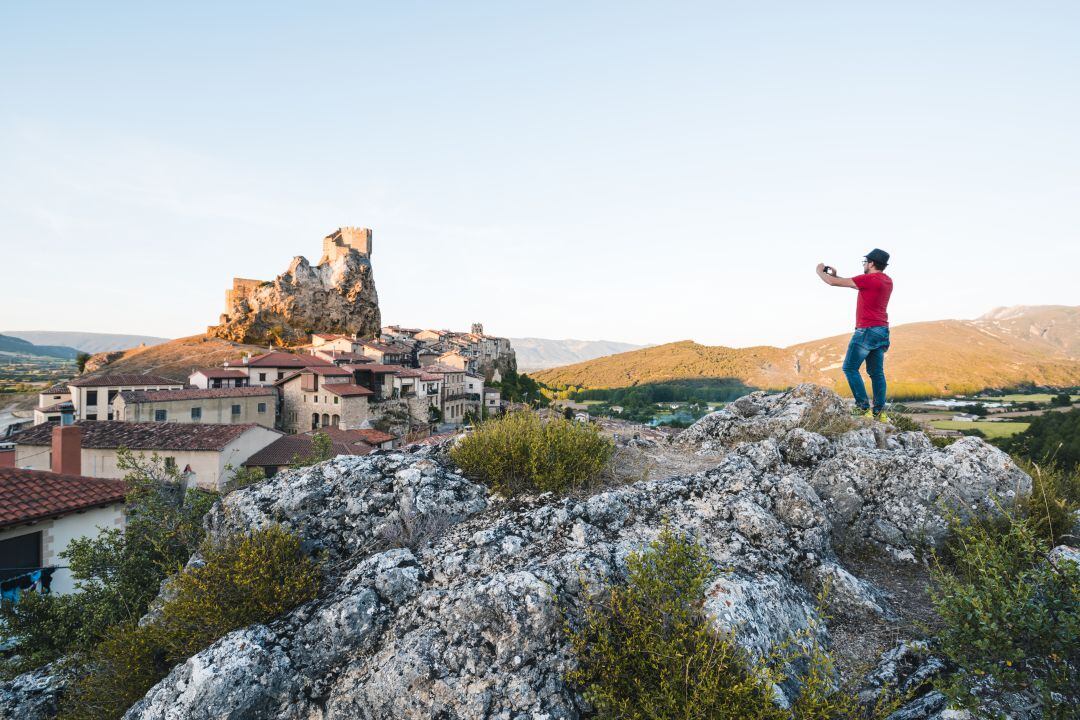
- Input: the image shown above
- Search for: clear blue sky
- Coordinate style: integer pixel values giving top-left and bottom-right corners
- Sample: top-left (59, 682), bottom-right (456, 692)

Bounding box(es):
top-left (2, 2), bottom-right (1077, 347)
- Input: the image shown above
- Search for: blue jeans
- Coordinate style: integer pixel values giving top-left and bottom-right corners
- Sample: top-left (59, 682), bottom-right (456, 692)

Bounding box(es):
top-left (843, 326), bottom-right (889, 412)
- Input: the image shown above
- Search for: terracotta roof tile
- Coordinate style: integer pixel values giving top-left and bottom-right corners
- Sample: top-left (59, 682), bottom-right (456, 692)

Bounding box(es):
top-left (322, 383), bottom-right (374, 397)
top-left (244, 429), bottom-right (373, 467)
top-left (191, 368), bottom-right (249, 379)
top-left (68, 373), bottom-right (184, 388)
top-left (13, 420), bottom-right (275, 451)
top-left (119, 387), bottom-right (277, 403)
top-left (245, 352), bottom-right (333, 369)
top-left (0, 468), bottom-right (127, 530)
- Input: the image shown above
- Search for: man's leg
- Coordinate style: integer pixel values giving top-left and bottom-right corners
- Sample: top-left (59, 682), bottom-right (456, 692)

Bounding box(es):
top-left (866, 346), bottom-right (887, 413)
top-left (842, 333), bottom-right (871, 410)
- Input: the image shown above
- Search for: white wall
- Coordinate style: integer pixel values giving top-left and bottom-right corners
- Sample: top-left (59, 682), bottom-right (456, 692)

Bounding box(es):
top-left (0, 504), bottom-right (124, 595)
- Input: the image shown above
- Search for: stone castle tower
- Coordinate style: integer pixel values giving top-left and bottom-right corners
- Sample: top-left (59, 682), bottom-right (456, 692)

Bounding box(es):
top-left (320, 227), bottom-right (373, 264)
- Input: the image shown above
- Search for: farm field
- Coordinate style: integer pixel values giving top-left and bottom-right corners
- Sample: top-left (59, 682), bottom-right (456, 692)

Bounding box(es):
top-left (929, 420), bottom-right (1030, 439)
top-left (976, 393), bottom-right (1074, 403)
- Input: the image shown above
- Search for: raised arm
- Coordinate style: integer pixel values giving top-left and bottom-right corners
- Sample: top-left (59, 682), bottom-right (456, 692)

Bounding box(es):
top-left (816, 263), bottom-right (858, 288)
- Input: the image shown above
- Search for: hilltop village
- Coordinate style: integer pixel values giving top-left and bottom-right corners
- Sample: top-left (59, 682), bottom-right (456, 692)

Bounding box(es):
top-left (2, 227), bottom-right (517, 498)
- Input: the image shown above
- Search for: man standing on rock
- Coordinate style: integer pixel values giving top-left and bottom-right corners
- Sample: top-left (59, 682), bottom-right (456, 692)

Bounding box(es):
top-left (816, 249), bottom-right (893, 422)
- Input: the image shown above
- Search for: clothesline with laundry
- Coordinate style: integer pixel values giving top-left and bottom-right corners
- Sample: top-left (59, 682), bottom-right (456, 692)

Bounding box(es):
top-left (0, 567), bottom-right (58, 603)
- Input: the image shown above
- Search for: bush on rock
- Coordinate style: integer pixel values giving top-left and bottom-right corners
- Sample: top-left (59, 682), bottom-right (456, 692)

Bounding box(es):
top-left (932, 515), bottom-right (1079, 717)
top-left (59, 525), bottom-right (319, 720)
top-left (567, 525), bottom-right (785, 720)
top-left (450, 411), bottom-right (614, 495)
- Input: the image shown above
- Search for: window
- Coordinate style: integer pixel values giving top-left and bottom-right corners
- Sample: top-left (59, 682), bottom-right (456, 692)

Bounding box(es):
top-left (333, 396), bottom-right (339, 405)
top-left (107, 390), bottom-right (118, 403)
top-left (212, 379), bottom-right (222, 389)
top-left (87, 413), bottom-right (97, 421)
top-left (0, 532), bottom-right (42, 582)
top-left (257, 402), bottom-right (267, 413)
top-left (154, 409), bottom-right (167, 422)
top-left (277, 372), bottom-right (284, 380)
top-left (259, 373), bottom-right (267, 382)
top-left (86, 390), bottom-right (98, 405)
top-left (231, 404), bottom-right (241, 416)
top-left (311, 413), bottom-right (319, 429)
top-left (191, 407), bottom-right (202, 421)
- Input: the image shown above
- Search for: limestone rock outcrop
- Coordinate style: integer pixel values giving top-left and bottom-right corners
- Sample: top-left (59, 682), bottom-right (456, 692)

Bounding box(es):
top-left (207, 228), bottom-right (380, 346)
top-left (0, 386), bottom-right (1039, 719)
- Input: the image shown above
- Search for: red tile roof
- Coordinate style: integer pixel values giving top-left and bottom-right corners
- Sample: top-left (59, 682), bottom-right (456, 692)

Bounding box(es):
top-left (245, 352), bottom-right (333, 369)
top-left (191, 368), bottom-right (249, 379)
top-left (39, 383), bottom-right (71, 395)
top-left (351, 429), bottom-right (395, 445)
top-left (0, 468), bottom-right (128, 530)
top-left (244, 429), bottom-right (374, 467)
top-left (309, 366), bottom-right (353, 376)
top-left (68, 373), bottom-right (184, 388)
top-left (322, 383), bottom-right (374, 397)
top-left (14, 420), bottom-right (276, 451)
top-left (118, 387), bottom-right (277, 403)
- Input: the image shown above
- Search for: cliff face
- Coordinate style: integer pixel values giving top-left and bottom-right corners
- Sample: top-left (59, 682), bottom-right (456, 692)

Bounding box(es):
top-left (208, 247), bottom-right (381, 346)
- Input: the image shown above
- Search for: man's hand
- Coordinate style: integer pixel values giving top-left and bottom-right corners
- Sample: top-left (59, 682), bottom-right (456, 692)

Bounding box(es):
top-left (817, 263), bottom-right (857, 288)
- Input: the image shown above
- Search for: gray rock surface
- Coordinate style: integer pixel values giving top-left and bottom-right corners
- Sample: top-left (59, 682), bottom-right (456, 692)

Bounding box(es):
top-left (0, 385), bottom-right (1034, 719)
top-left (0, 664), bottom-right (65, 720)
top-left (208, 239), bottom-right (381, 345)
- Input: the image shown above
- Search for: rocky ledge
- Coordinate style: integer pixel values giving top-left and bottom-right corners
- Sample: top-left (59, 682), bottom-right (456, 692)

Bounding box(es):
top-left (0, 385), bottom-right (1049, 719)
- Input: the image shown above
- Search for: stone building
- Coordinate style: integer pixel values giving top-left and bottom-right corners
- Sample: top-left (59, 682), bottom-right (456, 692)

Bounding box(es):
top-left (276, 366), bottom-right (373, 433)
top-left (113, 387), bottom-right (278, 428)
top-left (67, 374), bottom-right (185, 421)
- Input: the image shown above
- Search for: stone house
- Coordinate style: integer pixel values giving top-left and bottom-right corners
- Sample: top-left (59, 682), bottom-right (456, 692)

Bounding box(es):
top-left (360, 340), bottom-right (411, 365)
top-left (0, 463), bottom-right (127, 596)
top-left (311, 334), bottom-right (361, 353)
top-left (112, 387), bottom-right (278, 428)
top-left (276, 366), bottom-right (373, 433)
top-left (310, 349), bottom-right (372, 366)
top-left (463, 373), bottom-right (485, 418)
top-left (423, 365), bottom-right (468, 424)
top-left (13, 421), bottom-right (281, 492)
top-left (483, 387), bottom-right (502, 416)
top-left (188, 368), bottom-right (249, 389)
top-left (237, 351), bottom-right (335, 386)
top-left (67, 374), bottom-right (185, 421)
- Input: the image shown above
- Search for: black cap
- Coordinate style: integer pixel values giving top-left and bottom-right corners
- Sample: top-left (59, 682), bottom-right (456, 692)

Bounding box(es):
top-left (864, 248), bottom-right (890, 267)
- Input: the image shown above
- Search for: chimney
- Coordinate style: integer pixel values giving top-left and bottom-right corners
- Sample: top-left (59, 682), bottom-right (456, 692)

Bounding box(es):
top-left (51, 424), bottom-right (82, 476)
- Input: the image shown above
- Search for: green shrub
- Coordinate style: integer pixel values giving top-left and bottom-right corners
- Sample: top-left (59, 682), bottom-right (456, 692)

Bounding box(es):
top-left (450, 412), bottom-right (614, 495)
top-left (567, 526), bottom-right (785, 719)
top-left (1014, 460), bottom-right (1080, 547)
top-left (58, 525), bottom-right (319, 720)
top-left (0, 451), bottom-right (217, 676)
top-left (567, 527), bottom-right (904, 719)
top-left (931, 516), bottom-right (1080, 716)
top-left (888, 413), bottom-right (924, 433)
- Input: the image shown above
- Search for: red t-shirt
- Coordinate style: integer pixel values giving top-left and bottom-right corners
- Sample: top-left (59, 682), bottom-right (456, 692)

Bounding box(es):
top-left (852, 272), bottom-right (892, 328)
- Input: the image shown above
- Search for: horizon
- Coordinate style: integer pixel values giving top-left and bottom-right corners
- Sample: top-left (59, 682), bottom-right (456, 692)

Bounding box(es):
top-left (3, 3), bottom-right (1079, 346)
top-left (5, 301), bottom-right (1074, 352)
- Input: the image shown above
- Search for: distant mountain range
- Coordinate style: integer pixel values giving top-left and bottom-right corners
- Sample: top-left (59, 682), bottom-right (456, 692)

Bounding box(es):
top-left (530, 305), bottom-right (1080, 396)
top-left (2, 331), bottom-right (171, 354)
top-left (0, 334), bottom-right (78, 360)
top-left (509, 338), bottom-right (647, 372)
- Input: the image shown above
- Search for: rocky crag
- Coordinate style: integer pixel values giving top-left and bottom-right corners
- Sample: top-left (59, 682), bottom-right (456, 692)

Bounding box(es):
top-left (3, 385), bottom-right (1061, 719)
top-left (207, 227), bottom-right (381, 346)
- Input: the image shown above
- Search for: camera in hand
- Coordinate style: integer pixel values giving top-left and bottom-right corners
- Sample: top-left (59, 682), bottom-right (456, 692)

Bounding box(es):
top-left (823, 265), bottom-right (837, 277)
